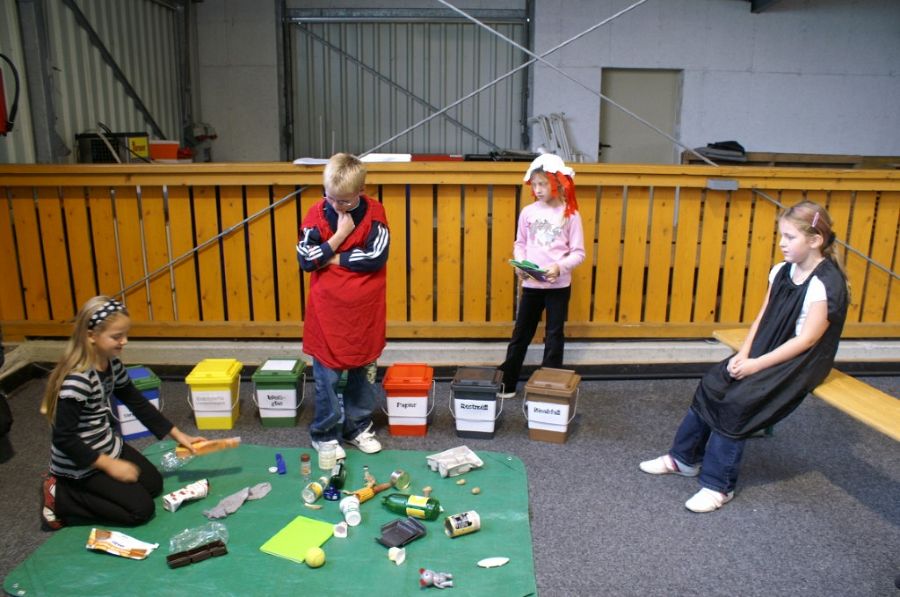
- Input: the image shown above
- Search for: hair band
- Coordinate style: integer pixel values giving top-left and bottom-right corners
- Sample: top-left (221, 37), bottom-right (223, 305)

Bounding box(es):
top-left (88, 299), bottom-right (126, 330)
top-left (811, 211), bottom-right (820, 230)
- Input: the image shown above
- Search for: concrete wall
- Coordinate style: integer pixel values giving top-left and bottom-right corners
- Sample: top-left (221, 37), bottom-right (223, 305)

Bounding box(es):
top-left (194, 0), bottom-right (280, 162)
top-left (532, 0), bottom-right (900, 160)
top-left (194, 0), bottom-right (900, 162)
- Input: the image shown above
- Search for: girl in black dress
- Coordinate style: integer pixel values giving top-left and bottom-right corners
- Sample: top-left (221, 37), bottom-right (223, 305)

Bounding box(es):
top-left (639, 201), bottom-right (849, 512)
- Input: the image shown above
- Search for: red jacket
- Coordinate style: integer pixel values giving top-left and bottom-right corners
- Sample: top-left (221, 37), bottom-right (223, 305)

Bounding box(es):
top-left (300, 195), bottom-right (388, 369)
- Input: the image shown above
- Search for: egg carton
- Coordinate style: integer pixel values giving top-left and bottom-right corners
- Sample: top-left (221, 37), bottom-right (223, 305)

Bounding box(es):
top-left (425, 445), bottom-right (484, 478)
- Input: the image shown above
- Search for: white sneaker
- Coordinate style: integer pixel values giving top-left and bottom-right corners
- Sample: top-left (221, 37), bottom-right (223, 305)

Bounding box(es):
top-left (311, 439), bottom-right (346, 461)
top-left (497, 391), bottom-right (516, 399)
top-left (639, 454), bottom-right (700, 477)
top-left (685, 487), bottom-right (734, 513)
top-left (347, 423), bottom-right (382, 454)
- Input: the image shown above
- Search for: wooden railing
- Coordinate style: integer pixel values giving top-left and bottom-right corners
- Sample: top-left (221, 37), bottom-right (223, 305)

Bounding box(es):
top-left (1, 162), bottom-right (898, 341)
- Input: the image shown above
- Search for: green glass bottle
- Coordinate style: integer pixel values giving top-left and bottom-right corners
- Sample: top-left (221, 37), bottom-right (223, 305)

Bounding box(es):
top-left (329, 460), bottom-right (347, 490)
top-left (381, 493), bottom-right (442, 520)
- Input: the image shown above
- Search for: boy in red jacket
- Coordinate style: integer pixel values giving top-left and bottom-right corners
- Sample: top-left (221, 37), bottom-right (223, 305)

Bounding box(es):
top-left (297, 153), bottom-right (390, 457)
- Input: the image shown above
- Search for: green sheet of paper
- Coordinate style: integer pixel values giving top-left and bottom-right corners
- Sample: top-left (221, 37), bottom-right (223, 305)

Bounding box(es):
top-left (259, 515), bottom-right (333, 563)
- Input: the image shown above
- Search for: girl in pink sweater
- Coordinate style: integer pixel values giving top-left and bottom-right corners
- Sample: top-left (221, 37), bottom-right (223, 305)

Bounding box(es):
top-left (498, 154), bottom-right (585, 397)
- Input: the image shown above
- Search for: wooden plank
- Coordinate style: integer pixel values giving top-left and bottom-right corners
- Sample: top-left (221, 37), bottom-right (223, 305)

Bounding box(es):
top-left (114, 186), bottom-right (148, 321)
top-left (219, 186), bottom-right (251, 321)
top-left (619, 187), bottom-right (650, 323)
top-left (860, 191), bottom-right (898, 322)
top-left (888, 195), bottom-right (900, 324)
top-left (167, 186), bottom-right (200, 322)
top-left (272, 185), bottom-right (302, 322)
top-left (408, 184), bottom-right (434, 322)
top-left (744, 197), bottom-right (778, 321)
top-left (435, 185), bottom-right (462, 322)
top-left (381, 184), bottom-right (408, 323)
top-left (88, 187), bottom-right (120, 300)
top-left (462, 185), bottom-right (489, 322)
top-left (247, 185), bottom-right (276, 322)
top-left (4, 319), bottom-right (894, 342)
top-left (713, 328), bottom-right (900, 442)
top-left (61, 187), bottom-right (97, 308)
top-left (644, 187), bottom-right (675, 323)
top-left (720, 189), bottom-right (753, 322)
top-left (845, 191), bottom-right (877, 323)
top-left (36, 186), bottom-right (74, 319)
top-left (192, 185), bottom-right (225, 321)
top-left (0, 187), bottom-right (25, 320)
top-left (489, 185), bottom-right (516, 323)
top-left (298, 186), bottom-right (321, 321)
top-left (694, 191), bottom-right (727, 322)
top-left (669, 188), bottom-right (701, 322)
top-left (11, 187), bottom-right (49, 319)
top-left (594, 186), bottom-right (623, 322)
top-left (139, 186), bottom-right (174, 321)
top-left (569, 184), bottom-right (597, 324)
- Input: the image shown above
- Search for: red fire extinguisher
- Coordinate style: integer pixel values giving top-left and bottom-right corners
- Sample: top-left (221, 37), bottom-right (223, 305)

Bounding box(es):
top-left (0, 53), bottom-right (20, 136)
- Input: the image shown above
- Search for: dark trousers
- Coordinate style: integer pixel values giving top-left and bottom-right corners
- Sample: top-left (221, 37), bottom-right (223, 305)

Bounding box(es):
top-left (499, 286), bottom-right (571, 393)
top-left (56, 443), bottom-right (163, 526)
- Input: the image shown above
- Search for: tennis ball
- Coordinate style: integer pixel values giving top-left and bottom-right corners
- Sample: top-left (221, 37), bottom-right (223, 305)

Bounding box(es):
top-left (305, 546), bottom-right (326, 568)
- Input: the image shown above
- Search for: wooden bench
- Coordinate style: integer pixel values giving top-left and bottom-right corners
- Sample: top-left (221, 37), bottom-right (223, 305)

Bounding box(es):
top-left (713, 329), bottom-right (900, 442)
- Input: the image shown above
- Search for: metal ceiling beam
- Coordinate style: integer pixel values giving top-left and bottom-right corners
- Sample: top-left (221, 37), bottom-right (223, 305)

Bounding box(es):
top-left (751, 0), bottom-right (784, 13)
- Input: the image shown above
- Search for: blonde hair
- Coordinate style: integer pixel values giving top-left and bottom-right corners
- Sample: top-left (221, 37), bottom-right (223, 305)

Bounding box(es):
top-left (779, 200), bottom-right (850, 295)
top-left (323, 153), bottom-right (367, 195)
top-left (41, 296), bottom-right (129, 424)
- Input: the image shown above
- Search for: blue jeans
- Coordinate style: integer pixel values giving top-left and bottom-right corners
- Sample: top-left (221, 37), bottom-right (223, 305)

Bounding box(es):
top-left (310, 359), bottom-right (377, 442)
top-left (670, 407), bottom-right (746, 494)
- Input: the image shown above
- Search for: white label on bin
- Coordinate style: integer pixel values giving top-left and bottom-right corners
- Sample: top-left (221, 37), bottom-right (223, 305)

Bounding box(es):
top-left (454, 398), bottom-right (496, 421)
top-left (116, 398), bottom-right (160, 424)
top-left (527, 419), bottom-right (568, 433)
top-left (191, 390), bottom-right (233, 410)
top-left (261, 360), bottom-right (297, 372)
top-left (388, 415), bottom-right (427, 426)
top-left (116, 398), bottom-right (159, 435)
top-left (387, 396), bottom-right (427, 417)
top-left (456, 418), bottom-right (495, 433)
top-left (527, 400), bottom-right (569, 425)
top-left (257, 389), bottom-right (296, 409)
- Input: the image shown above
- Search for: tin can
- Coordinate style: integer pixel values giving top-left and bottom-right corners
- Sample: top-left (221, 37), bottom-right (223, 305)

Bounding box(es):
top-left (444, 510), bottom-right (481, 537)
top-left (389, 469), bottom-right (411, 490)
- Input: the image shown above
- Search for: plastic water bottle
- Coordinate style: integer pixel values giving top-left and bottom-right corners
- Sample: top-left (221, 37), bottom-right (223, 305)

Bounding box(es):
top-left (160, 450), bottom-right (192, 472)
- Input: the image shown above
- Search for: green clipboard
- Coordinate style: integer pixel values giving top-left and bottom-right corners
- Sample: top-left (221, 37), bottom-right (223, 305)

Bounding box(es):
top-left (259, 515), bottom-right (334, 563)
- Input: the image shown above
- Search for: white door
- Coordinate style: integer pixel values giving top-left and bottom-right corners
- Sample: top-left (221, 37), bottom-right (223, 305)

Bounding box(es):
top-left (598, 69), bottom-right (682, 164)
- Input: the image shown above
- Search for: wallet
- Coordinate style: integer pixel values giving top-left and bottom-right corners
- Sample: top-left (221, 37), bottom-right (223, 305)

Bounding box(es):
top-left (375, 517), bottom-right (426, 548)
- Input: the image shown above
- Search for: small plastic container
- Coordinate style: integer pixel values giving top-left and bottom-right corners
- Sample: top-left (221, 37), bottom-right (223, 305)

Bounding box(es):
top-left (114, 366), bottom-right (162, 440)
top-left (523, 367), bottom-right (580, 443)
top-left (185, 359), bottom-right (242, 430)
top-left (251, 358), bottom-right (306, 427)
top-left (450, 367), bottom-right (503, 439)
top-left (382, 363), bottom-right (434, 436)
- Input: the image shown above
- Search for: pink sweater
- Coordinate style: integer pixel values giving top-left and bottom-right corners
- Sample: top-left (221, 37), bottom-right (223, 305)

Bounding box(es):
top-left (513, 201), bottom-right (585, 289)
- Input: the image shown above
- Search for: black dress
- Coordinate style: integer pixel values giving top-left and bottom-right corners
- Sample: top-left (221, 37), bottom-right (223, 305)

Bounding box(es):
top-left (691, 259), bottom-right (849, 439)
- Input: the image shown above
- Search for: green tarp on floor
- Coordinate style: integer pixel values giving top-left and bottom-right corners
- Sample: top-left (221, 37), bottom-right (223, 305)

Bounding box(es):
top-left (5, 444), bottom-right (537, 597)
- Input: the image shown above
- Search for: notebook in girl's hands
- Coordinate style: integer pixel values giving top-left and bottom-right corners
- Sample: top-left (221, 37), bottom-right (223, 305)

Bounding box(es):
top-left (509, 259), bottom-right (548, 281)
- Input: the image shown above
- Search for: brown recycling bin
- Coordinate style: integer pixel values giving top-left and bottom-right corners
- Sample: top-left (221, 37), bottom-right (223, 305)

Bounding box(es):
top-left (523, 367), bottom-right (580, 443)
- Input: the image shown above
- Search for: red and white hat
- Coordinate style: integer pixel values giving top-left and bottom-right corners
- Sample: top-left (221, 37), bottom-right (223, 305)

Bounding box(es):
top-left (523, 153), bottom-right (578, 218)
